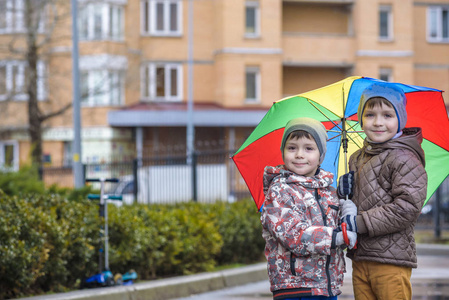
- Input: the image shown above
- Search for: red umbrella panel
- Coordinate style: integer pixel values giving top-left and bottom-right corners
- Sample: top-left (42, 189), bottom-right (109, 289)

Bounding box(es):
top-left (232, 76), bottom-right (449, 211)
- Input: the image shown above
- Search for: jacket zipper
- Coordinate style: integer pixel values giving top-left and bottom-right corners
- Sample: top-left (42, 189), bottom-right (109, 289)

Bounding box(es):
top-left (314, 189), bottom-right (334, 297)
top-left (290, 252), bottom-right (296, 276)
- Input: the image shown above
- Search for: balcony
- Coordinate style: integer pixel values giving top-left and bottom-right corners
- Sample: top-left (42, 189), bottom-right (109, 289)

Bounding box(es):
top-left (282, 33), bottom-right (355, 67)
top-left (282, 0), bottom-right (354, 67)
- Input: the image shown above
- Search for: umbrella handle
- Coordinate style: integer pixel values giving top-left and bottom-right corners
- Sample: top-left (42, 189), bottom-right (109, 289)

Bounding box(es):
top-left (342, 223), bottom-right (350, 246)
top-left (342, 223), bottom-right (357, 249)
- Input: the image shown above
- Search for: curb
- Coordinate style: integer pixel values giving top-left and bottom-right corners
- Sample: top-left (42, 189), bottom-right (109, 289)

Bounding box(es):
top-left (416, 243), bottom-right (449, 256)
top-left (18, 244), bottom-right (449, 300)
top-left (19, 263), bottom-right (268, 300)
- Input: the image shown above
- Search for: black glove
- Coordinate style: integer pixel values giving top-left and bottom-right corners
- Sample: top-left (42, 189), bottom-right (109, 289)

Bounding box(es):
top-left (337, 171), bottom-right (354, 199)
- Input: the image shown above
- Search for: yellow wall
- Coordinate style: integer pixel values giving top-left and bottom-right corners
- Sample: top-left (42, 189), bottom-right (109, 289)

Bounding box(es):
top-left (3, 0), bottom-right (449, 175)
top-left (283, 67), bottom-right (350, 97)
top-left (283, 3), bottom-right (350, 34)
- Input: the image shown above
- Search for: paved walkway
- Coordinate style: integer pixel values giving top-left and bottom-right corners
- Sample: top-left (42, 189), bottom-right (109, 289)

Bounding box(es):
top-left (18, 244), bottom-right (449, 300)
top-left (173, 245), bottom-right (449, 300)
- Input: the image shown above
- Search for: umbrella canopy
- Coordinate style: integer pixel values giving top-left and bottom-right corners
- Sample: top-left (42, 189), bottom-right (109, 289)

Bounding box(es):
top-left (232, 76), bottom-right (449, 211)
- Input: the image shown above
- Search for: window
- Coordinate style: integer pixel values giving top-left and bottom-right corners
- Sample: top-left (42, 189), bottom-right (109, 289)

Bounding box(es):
top-left (141, 63), bottom-right (182, 101)
top-left (0, 140), bottom-right (19, 171)
top-left (428, 6), bottom-right (449, 42)
top-left (63, 141), bottom-right (72, 167)
top-left (0, 1), bottom-right (9, 31)
top-left (245, 66), bottom-right (260, 103)
top-left (379, 5), bottom-right (393, 41)
top-left (0, 65), bottom-right (6, 96)
top-left (81, 70), bottom-right (124, 106)
top-left (0, 0), bottom-right (46, 34)
top-left (79, 2), bottom-right (124, 41)
top-left (379, 68), bottom-right (393, 82)
top-left (0, 60), bottom-right (46, 101)
top-left (141, 0), bottom-right (182, 36)
top-left (245, 1), bottom-right (260, 37)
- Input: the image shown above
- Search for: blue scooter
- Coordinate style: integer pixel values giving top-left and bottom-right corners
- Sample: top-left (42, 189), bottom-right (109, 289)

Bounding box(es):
top-left (81, 178), bottom-right (124, 288)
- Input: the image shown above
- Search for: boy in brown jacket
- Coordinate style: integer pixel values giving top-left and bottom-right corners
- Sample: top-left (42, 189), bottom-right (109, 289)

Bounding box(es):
top-left (337, 81), bottom-right (427, 300)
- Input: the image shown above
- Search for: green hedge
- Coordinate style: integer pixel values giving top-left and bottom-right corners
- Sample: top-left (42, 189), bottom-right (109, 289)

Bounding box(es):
top-left (0, 190), bottom-right (265, 299)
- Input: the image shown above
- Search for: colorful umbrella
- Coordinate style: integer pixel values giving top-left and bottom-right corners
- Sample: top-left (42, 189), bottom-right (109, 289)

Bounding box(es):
top-left (232, 76), bottom-right (449, 211)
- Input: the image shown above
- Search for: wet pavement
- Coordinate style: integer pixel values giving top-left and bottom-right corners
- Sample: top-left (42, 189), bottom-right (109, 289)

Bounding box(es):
top-left (174, 254), bottom-right (449, 300)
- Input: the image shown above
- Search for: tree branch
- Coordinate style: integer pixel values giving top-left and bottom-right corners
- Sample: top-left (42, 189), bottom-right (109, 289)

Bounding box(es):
top-left (40, 102), bottom-right (72, 122)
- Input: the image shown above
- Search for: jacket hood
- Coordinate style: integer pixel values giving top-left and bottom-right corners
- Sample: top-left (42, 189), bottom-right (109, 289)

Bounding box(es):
top-left (263, 165), bottom-right (334, 196)
top-left (363, 127), bottom-right (425, 167)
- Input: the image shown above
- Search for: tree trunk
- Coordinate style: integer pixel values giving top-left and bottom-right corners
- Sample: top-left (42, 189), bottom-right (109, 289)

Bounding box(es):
top-left (28, 44), bottom-right (42, 167)
top-left (26, 0), bottom-right (42, 168)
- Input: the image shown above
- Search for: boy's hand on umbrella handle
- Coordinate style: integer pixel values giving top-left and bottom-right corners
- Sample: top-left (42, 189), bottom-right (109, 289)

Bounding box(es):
top-left (340, 199), bottom-right (357, 218)
top-left (334, 231), bottom-right (346, 247)
top-left (342, 223), bottom-right (357, 249)
top-left (341, 214), bottom-right (357, 233)
top-left (337, 171), bottom-right (354, 198)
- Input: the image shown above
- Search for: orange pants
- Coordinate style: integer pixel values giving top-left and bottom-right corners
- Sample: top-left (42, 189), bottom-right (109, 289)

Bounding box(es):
top-left (352, 260), bottom-right (412, 300)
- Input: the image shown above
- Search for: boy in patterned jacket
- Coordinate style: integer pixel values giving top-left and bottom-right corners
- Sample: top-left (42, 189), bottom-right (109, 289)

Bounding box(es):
top-left (261, 117), bottom-right (357, 300)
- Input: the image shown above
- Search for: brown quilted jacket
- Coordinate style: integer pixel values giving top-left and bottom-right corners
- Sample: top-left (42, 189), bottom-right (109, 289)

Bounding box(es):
top-left (346, 127), bottom-right (427, 268)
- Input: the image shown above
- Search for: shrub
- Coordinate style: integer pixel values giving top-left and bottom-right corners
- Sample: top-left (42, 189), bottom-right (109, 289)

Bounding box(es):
top-left (108, 202), bottom-right (224, 278)
top-left (0, 166), bottom-right (45, 196)
top-left (0, 187), bottom-right (264, 299)
top-left (0, 191), bottom-right (99, 299)
top-left (213, 200), bottom-right (265, 264)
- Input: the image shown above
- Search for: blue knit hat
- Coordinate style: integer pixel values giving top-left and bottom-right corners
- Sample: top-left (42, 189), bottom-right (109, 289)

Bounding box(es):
top-left (358, 81), bottom-right (407, 133)
top-left (281, 117), bottom-right (328, 164)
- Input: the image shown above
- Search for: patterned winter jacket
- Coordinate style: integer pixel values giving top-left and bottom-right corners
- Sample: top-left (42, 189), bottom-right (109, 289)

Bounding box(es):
top-left (260, 165), bottom-right (346, 299)
top-left (347, 127), bottom-right (427, 268)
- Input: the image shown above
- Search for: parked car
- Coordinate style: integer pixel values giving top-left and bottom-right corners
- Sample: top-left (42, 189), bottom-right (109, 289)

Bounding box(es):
top-left (110, 175), bottom-right (135, 206)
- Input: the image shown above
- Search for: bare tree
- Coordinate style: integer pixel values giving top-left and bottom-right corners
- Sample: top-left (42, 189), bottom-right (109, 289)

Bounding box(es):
top-left (0, 0), bottom-right (137, 171)
top-left (0, 0), bottom-right (72, 168)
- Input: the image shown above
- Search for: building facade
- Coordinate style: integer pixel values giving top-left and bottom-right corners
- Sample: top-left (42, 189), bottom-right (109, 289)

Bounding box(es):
top-left (0, 0), bottom-right (448, 186)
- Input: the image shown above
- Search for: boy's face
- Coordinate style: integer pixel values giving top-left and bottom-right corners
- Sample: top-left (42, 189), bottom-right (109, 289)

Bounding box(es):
top-left (362, 102), bottom-right (399, 143)
top-left (283, 135), bottom-right (320, 177)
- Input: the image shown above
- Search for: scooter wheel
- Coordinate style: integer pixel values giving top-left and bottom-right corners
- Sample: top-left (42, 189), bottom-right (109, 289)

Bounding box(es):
top-left (114, 273), bottom-right (123, 286)
top-left (106, 276), bottom-right (115, 287)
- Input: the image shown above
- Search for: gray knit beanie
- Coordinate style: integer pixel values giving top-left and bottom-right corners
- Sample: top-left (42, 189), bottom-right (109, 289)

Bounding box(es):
top-left (281, 117), bottom-right (328, 164)
top-left (358, 81), bottom-right (407, 133)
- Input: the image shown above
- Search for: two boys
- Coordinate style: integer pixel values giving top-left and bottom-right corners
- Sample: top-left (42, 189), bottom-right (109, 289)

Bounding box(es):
top-left (261, 81), bottom-right (427, 300)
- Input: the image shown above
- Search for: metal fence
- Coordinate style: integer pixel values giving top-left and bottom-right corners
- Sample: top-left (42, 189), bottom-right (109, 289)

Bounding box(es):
top-left (42, 151), bottom-right (449, 229)
top-left (44, 150), bottom-right (251, 205)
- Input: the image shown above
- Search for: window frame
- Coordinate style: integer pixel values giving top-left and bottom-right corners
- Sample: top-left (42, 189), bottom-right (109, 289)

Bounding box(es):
top-left (0, 0), bottom-right (46, 34)
top-left (0, 60), bottom-right (47, 102)
top-left (0, 140), bottom-right (19, 172)
top-left (379, 4), bottom-right (393, 41)
top-left (141, 63), bottom-right (183, 102)
top-left (80, 69), bottom-right (125, 107)
top-left (78, 2), bottom-right (124, 41)
top-left (379, 68), bottom-right (393, 82)
top-left (245, 1), bottom-right (260, 38)
top-left (141, 0), bottom-right (182, 37)
top-left (245, 66), bottom-right (261, 104)
top-left (63, 141), bottom-right (73, 167)
top-left (427, 6), bottom-right (449, 43)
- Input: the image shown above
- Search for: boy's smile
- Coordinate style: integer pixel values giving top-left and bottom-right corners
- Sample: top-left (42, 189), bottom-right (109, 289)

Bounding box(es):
top-left (283, 136), bottom-right (320, 177)
top-left (362, 103), bottom-right (399, 143)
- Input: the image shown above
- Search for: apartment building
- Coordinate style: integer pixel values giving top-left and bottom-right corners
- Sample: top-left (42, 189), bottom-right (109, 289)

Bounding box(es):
top-left (0, 0), bottom-right (448, 180)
